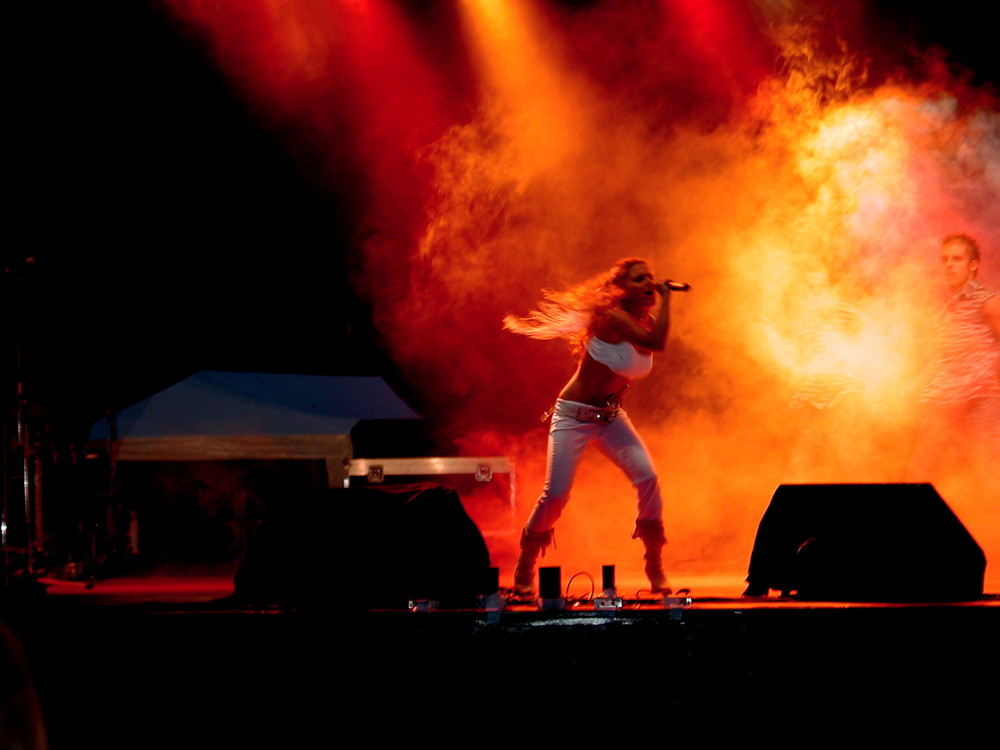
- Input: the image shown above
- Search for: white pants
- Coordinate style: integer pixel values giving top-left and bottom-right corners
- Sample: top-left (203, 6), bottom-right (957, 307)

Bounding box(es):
top-left (525, 399), bottom-right (663, 533)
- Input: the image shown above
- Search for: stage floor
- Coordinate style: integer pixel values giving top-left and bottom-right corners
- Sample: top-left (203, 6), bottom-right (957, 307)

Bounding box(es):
top-left (5, 567), bottom-right (999, 749)
top-left (31, 567), bottom-right (1000, 608)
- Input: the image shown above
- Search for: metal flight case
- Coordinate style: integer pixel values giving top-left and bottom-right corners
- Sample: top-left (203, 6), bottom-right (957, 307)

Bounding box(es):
top-left (346, 456), bottom-right (517, 570)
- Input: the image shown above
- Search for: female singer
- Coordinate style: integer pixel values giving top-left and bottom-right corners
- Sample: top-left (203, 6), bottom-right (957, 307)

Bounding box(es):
top-left (504, 258), bottom-right (682, 594)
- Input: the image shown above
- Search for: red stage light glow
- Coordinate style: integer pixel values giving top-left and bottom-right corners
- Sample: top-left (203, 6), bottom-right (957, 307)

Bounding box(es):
top-left (162, 0), bottom-right (1000, 592)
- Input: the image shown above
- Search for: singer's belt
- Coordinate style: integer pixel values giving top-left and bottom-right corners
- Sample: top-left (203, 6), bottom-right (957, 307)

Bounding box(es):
top-left (554, 399), bottom-right (622, 424)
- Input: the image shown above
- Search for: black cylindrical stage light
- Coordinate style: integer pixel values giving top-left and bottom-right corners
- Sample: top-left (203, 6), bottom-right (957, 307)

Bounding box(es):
top-left (479, 566), bottom-right (504, 610)
top-left (539, 566), bottom-right (561, 599)
top-left (483, 566), bottom-right (500, 594)
top-left (538, 566), bottom-right (564, 609)
top-left (595, 564), bottom-right (622, 609)
top-left (602, 565), bottom-right (615, 591)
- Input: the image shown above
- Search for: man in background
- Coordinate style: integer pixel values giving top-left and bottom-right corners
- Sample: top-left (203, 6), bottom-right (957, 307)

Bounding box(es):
top-left (906, 233), bottom-right (1000, 484)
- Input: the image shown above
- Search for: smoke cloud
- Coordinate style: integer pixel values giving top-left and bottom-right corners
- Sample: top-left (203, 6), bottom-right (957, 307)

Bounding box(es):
top-left (167, 0), bottom-right (999, 591)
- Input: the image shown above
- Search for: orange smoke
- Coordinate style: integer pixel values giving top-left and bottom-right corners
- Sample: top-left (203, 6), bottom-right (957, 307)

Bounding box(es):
top-left (163, 1), bottom-right (999, 593)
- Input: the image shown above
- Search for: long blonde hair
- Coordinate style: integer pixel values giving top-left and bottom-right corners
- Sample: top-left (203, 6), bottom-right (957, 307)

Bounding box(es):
top-left (503, 258), bottom-right (648, 356)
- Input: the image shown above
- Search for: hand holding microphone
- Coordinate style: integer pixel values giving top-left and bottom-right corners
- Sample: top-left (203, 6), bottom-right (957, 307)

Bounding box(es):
top-left (659, 279), bottom-right (691, 293)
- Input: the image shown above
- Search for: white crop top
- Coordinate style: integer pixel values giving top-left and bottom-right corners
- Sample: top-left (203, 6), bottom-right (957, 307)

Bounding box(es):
top-left (586, 337), bottom-right (653, 379)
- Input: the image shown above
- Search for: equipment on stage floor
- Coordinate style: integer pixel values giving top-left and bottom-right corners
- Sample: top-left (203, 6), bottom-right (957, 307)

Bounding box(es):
top-left (539, 566), bottom-right (565, 610)
top-left (594, 565), bottom-right (624, 609)
top-left (744, 483), bottom-right (986, 602)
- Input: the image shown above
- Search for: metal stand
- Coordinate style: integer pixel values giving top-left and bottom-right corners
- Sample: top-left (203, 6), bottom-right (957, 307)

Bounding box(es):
top-left (2, 257), bottom-right (40, 593)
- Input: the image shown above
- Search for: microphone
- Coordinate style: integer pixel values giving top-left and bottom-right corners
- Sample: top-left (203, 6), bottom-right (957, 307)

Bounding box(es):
top-left (665, 280), bottom-right (691, 292)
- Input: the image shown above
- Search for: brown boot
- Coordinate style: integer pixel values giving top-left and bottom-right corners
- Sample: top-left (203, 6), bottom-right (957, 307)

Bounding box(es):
top-left (633, 520), bottom-right (671, 594)
top-left (513, 529), bottom-right (554, 594)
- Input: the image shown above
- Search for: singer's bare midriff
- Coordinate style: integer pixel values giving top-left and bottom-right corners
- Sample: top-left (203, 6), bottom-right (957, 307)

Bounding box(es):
top-left (558, 354), bottom-right (632, 406)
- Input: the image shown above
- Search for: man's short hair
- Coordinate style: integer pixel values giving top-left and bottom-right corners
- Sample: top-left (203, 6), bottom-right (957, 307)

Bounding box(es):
top-left (942, 233), bottom-right (981, 262)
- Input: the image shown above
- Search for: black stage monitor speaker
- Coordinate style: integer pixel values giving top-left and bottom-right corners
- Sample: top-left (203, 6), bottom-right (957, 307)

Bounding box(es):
top-left (744, 483), bottom-right (986, 602)
top-left (233, 485), bottom-right (492, 610)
